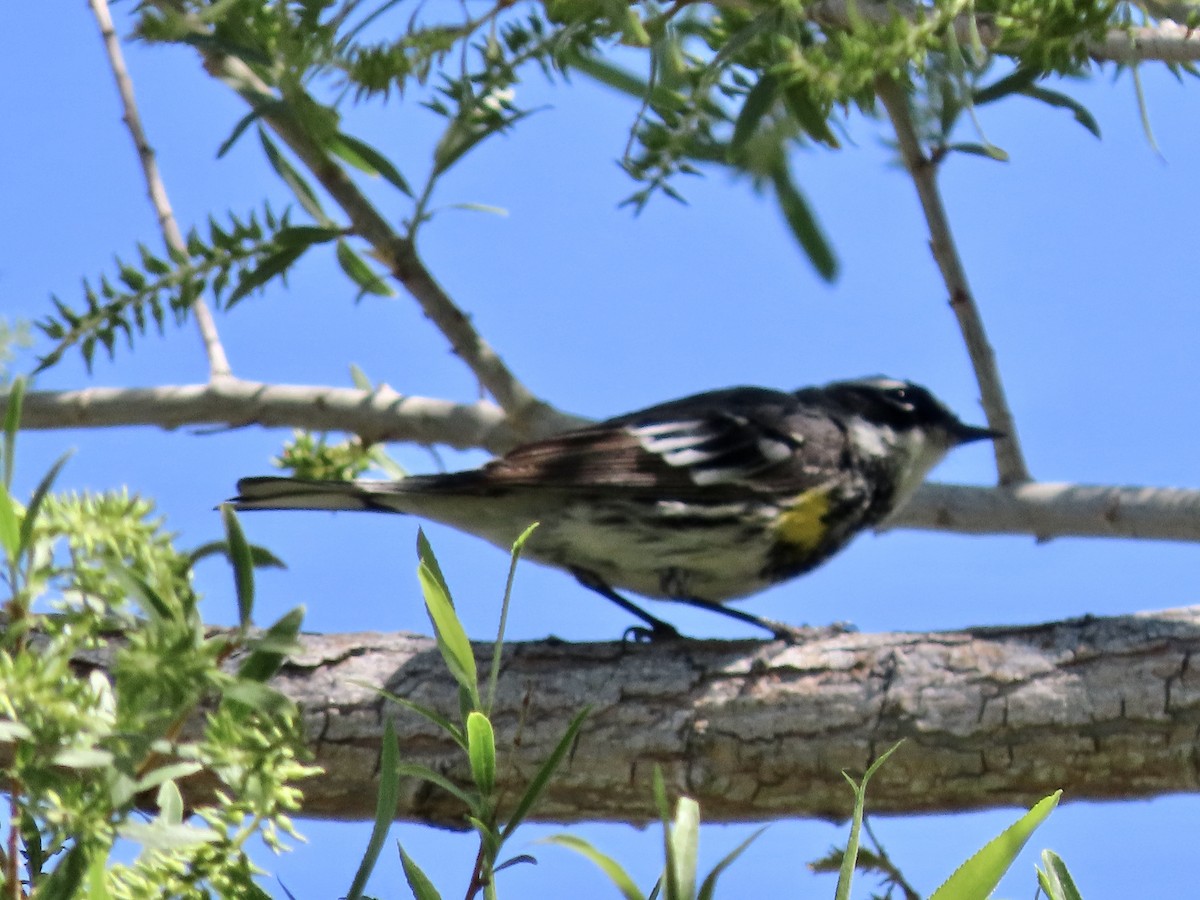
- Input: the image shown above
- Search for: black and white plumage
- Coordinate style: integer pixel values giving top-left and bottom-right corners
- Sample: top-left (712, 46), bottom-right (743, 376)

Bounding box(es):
top-left (233, 377), bottom-right (997, 638)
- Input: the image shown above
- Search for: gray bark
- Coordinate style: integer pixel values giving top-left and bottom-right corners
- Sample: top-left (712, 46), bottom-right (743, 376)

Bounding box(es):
top-left (256, 605), bottom-right (1200, 825)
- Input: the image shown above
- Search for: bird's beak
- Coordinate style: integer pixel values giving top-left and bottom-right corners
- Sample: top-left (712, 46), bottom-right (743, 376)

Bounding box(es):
top-left (952, 422), bottom-right (1004, 444)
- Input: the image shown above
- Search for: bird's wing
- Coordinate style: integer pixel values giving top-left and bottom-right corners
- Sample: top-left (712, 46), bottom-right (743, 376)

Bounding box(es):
top-left (479, 387), bottom-right (846, 496)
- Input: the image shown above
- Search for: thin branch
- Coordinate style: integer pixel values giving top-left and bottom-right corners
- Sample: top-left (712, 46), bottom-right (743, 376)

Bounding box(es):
top-left (12, 381), bottom-right (569, 455)
top-left (89, 0), bottom-right (232, 382)
top-left (9, 382), bottom-right (1200, 545)
top-left (194, 48), bottom-right (556, 435)
top-left (808, 1), bottom-right (1200, 64)
top-left (875, 76), bottom-right (1030, 486)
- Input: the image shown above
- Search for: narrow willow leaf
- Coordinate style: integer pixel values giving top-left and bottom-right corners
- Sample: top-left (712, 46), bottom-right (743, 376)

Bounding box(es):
top-left (466, 711), bottom-right (497, 795)
top-left (1037, 849), bottom-right (1084, 900)
top-left (835, 741), bottom-right (903, 900)
top-left (258, 128), bottom-right (329, 222)
top-left (2, 375), bottom-right (25, 487)
top-left (973, 67), bottom-right (1041, 105)
top-left (668, 798), bottom-right (699, 900)
top-left (0, 483), bottom-right (19, 561)
top-left (781, 81), bottom-right (839, 148)
top-left (946, 142), bottom-right (1010, 162)
top-left (157, 779), bottom-right (185, 825)
top-left (224, 244), bottom-right (307, 308)
top-left (420, 560), bottom-right (479, 703)
top-left (769, 164), bottom-right (838, 282)
top-left (730, 73), bottom-right (780, 157)
top-left (395, 761), bottom-right (479, 810)
top-left (399, 844), bottom-right (444, 900)
top-left (221, 680), bottom-right (296, 716)
top-left (330, 132), bottom-right (413, 196)
top-left (19, 451), bottom-right (73, 556)
top-left (543, 835), bottom-right (645, 900)
top-left (238, 606), bottom-right (305, 683)
top-left (1018, 86), bottom-right (1102, 139)
top-left (347, 719), bottom-right (401, 900)
top-left (367, 685), bottom-right (466, 750)
top-left (500, 706), bottom-right (589, 841)
top-left (929, 791), bottom-right (1061, 900)
top-left (221, 504), bottom-right (255, 628)
top-left (696, 827), bottom-right (766, 900)
top-left (336, 240), bottom-right (396, 298)
top-left (486, 522), bottom-right (538, 713)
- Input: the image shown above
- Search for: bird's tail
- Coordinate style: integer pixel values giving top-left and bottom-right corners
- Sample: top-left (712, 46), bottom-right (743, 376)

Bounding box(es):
top-left (232, 476), bottom-right (414, 513)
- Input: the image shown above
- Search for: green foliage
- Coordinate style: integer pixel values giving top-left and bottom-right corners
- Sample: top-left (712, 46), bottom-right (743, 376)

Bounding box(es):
top-left (350, 528), bottom-right (589, 899)
top-left (0, 411), bottom-right (315, 896)
top-left (30, 0), bottom-right (1166, 374)
top-left (35, 204), bottom-right (347, 373)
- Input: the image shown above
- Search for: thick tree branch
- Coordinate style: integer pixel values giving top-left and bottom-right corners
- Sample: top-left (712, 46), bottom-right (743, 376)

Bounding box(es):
top-left (876, 77), bottom-right (1030, 486)
top-left (90, 0), bottom-right (232, 382)
top-left (135, 606), bottom-right (1200, 823)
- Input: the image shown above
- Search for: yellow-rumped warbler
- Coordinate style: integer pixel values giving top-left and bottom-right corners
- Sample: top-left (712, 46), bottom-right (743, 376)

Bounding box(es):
top-left (233, 377), bottom-right (997, 639)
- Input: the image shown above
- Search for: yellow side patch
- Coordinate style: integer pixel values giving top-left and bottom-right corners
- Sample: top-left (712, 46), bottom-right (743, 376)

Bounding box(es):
top-left (774, 488), bottom-right (831, 553)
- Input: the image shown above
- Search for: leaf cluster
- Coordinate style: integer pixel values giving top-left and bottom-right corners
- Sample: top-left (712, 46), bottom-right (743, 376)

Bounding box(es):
top-left (0, 380), bottom-right (315, 897)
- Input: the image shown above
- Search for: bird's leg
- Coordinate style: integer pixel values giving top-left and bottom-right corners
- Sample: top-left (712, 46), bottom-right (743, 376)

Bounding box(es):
top-left (669, 596), bottom-right (837, 643)
top-left (572, 571), bottom-right (682, 641)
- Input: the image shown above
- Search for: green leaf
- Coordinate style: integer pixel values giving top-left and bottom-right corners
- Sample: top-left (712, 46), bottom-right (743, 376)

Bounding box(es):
top-left (696, 827), bottom-right (766, 900)
top-left (18, 449), bottom-right (71, 559)
top-left (1037, 849), bottom-right (1084, 900)
top-left (929, 791), bottom-right (1062, 900)
top-left (466, 711), bottom-right (497, 795)
top-left (395, 762), bottom-right (479, 811)
top-left (221, 680), bottom-right (296, 716)
top-left (416, 529), bottom-right (479, 706)
top-left (668, 797), bottom-right (699, 900)
top-left (217, 105), bottom-right (270, 159)
top-left (486, 522), bottom-right (538, 713)
top-left (399, 843), bottom-right (443, 900)
top-left (500, 706), bottom-right (589, 842)
top-left (135, 761), bottom-right (204, 794)
top-left (543, 834), bottom-right (645, 900)
top-left (1018, 86), bottom-right (1102, 139)
top-left (946, 142), bottom-right (1010, 162)
top-left (258, 128), bottom-right (329, 222)
top-left (836, 741), bottom-right (903, 900)
top-left (224, 243), bottom-right (308, 308)
top-left (238, 605), bottom-right (305, 683)
top-left (972, 66), bottom-right (1041, 105)
top-left (366, 684), bottom-right (466, 750)
top-left (0, 482), bottom-right (19, 561)
top-left (53, 748), bottom-right (116, 769)
top-left (36, 842), bottom-right (90, 900)
top-left (769, 163), bottom-right (838, 282)
top-left (118, 820), bottom-right (221, 851)
top-left (337, 240), bottom-right (396, 298)
top-left (780, 80), bottom-right (839, 148)
top-left (730, 73), bottom-right (780, 158)
top-left (221, 504), bottom-right (255, 628)
top-left (347, 719), bottom-right (401, 900)
top-left (329, 132), bottom-right (413, 196)
top-left (156, 779), bottom-right (185, 825)
top-left (3, 375), bottom-right (25, 487)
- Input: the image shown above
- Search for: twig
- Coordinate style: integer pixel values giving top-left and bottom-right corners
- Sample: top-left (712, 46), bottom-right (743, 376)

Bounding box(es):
top-left (88, 0), bottom-right (233, 382)
top-left (200, 51), bottom-right (555, 435)
top-left (875, 76), bottom-right (1030, 486)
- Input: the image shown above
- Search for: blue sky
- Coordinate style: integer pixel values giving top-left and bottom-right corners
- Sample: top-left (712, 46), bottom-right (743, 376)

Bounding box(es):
top-left (6, 4), bottom-right (1200, 897)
